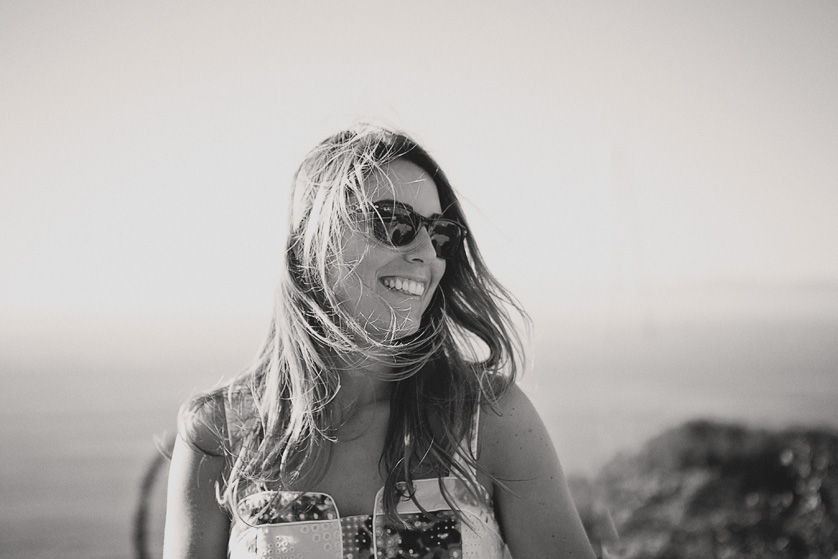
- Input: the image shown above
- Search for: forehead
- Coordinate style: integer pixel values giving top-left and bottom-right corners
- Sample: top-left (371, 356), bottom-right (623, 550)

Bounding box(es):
top-left (365, 159), bottom-right (442, 216)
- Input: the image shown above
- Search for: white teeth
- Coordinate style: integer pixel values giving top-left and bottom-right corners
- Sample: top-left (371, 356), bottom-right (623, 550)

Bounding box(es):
top-left (383, 277), bottom-right (426, 296)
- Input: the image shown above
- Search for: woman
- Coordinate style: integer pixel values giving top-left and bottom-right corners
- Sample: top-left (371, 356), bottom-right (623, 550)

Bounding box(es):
top-left (163, 125), bottom-right (595, 559)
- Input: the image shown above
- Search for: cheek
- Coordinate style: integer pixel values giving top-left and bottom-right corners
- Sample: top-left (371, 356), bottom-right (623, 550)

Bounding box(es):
top-left (431, 261), bottom-right (447, 293)
top-left (331, 265), bottom-right (374, 312)
top-left (330, 245), bottom-right (385, 311)
top-left (333, 234), bottom-right (375, 283)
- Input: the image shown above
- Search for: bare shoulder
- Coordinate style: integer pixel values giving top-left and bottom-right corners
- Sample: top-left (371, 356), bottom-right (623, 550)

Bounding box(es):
top-left (178, 391), bottom-right (229, 457)
top-left (164, 391), bottom-right (233, 559)
top-left (479, 384), bottom-right (597, 559)
top-left (481, 382), bottom-right (539, 425)
top-left (479, 383), bottom-right (553, 479)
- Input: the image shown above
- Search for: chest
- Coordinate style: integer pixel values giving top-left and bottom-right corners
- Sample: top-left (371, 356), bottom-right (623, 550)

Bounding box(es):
top-left (298, 403), bottom-right (449, 516)
top-left (311, 415), bottom-right (391, 516)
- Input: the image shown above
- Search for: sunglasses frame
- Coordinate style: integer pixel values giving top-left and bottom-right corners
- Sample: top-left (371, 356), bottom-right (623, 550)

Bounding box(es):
top-left (366, 200), bottom-right (468, 259)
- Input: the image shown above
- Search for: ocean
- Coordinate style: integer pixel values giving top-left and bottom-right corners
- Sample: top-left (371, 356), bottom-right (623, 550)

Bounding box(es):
top-left (1, 312), bottom-right (836, 558)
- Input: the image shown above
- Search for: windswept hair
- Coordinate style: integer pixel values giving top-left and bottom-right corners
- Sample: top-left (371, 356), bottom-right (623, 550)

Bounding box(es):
top-left (180, 124), bottom-right (529, 526)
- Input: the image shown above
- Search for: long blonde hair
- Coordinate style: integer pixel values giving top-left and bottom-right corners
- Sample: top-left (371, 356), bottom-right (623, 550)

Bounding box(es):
top-left (181, 124), bottom-right (529, 525)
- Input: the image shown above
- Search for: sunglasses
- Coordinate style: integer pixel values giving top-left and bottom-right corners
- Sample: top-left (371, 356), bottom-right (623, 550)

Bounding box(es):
top-left (365, 200), bottom-right (468, 259)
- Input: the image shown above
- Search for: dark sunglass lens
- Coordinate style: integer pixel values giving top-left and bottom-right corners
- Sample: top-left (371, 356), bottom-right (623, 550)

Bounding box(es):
top-left (386, 217), bottom-right (417, 246)
top-left (372, 208), bottom-right (418, 247)
top-left (430, 221), bottom-right (463, 258)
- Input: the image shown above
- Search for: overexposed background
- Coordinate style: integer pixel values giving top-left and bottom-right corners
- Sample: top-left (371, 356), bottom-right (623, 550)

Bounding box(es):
top-left (2, 2), bottom-right (837, 558)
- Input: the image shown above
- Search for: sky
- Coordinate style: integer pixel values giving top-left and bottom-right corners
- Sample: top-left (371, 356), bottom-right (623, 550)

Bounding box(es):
top-left (2, 0), bottom-right (838, 333)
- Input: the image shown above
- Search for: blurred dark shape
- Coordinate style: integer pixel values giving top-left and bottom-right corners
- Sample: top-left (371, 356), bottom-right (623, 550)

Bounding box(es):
top-left (133, 435), bottom-right (174, 559)
top-left (571, 420), bottom-right (838, 559)
top-left (570, 475), bottom-right (620, 558)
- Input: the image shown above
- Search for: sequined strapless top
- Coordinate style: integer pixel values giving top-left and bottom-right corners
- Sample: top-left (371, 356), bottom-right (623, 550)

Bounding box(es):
top-left (228, 476), bottom-right (510, 559)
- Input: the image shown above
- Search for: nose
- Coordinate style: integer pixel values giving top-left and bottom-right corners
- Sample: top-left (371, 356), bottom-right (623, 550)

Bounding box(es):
top-left (405, 226), bottom-right (437, 262)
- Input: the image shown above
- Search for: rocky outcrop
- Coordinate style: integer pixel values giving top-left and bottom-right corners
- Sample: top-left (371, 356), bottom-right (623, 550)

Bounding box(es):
top-left (571, 420), bottom-right (838, 559)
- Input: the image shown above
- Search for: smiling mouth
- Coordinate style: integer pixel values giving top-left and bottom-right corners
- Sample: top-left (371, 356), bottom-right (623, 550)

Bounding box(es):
top-left (381, 277), bottom-right (426, 297)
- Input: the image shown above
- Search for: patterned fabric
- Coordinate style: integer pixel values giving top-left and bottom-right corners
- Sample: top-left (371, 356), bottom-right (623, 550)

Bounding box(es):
top-left (237, 491), bottom-right (341, 525)
top-left (228, 478), bottom-right (509, 559)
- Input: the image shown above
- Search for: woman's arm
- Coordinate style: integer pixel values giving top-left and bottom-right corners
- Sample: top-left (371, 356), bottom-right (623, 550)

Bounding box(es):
top-left (481, 384), bottom-right (596, 559)
top-left (162, 400), bottom-right (231, 559)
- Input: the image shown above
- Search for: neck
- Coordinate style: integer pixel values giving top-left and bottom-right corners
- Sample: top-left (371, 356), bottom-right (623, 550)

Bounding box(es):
top-left (328, 351), bottom-right (395, 409)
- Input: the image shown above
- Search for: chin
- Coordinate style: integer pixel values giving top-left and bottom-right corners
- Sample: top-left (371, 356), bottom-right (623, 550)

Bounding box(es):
top-left (381, 314), bottom-right (417, 340)
top-left (359, 316), bottom-right (418, 343)
top-left (367, 311), bottom-right (418, 342)
top-left (393, 324), bottom-right (421, 340)
top-left (393, 312), bottom-right (438, 344)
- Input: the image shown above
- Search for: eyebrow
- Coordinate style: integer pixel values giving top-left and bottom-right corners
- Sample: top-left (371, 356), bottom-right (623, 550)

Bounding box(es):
top-left (374, 199), bottom-right (443, 220)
